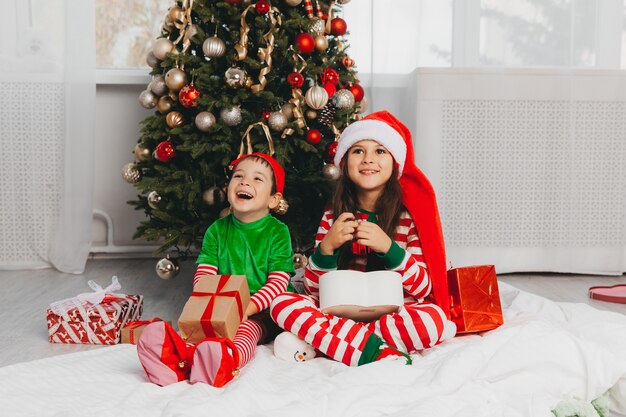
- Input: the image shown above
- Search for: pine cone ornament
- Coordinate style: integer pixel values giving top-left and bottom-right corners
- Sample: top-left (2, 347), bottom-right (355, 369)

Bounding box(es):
top-left (318, 103), bottom-right (336, 127)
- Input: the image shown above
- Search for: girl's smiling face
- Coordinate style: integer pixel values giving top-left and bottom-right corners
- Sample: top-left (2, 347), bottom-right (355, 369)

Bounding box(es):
top-left (346, 139), bottom-right (394, 195)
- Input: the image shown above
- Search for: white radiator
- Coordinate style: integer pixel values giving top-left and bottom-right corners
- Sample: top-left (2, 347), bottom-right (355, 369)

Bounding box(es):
top-left (411, 69), bottom-right (626, 275)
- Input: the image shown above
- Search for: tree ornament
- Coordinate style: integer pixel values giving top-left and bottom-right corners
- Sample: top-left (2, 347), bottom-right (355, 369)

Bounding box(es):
top-left (149, 76), bottom-right (168, 96)
top-left (121, 163), bottom-right (141, 184)
top-left (349, 83), bottom-right (365, 102)
top-left (202, 35), bottom-right (226, 59)
top-left (261, 110), bottom-right (271, 120)
top-left (255, 0), bottom-right (270, 14)
top-left (321, 68), bottom-right (340, 85)
top-left (272, 197), bottom-right (289, 215)
top-left (156, 255), bottom-right (180, 280)
top-left (333, 89), bottom-right (355, 109)
top-left (306, 109), bottom-right (318, 119)
top-left (139, 90), bottom-right (158, 109)
top-left (195, 111), bottom-right (216, 132)
top-left (330, 18), bottom-right (347, 36)
top-left (146, 51), bottom-right (160, 68)
top-left (268, 111), bottom-right (288, 132)
top-left (357, 97), bottom-right (369, 113)
top-left (281, 103), bottom-right (295, 120)
top-left (309, 18), bottom-right (326, 37)
top-left (322, 163), bottom-right (340, 180)
top-left (342, 57), bottom-right (355, 69)
top-left (318, 103), bottom-right (336, 127)
top-left (293, 253), bottom-right (309, 269)
top-left (306, 128), bottom-right (322, 144)
top-left (295, 33), bottom-right (315, 55)
top-left (323, 82), bottom-right (336, 98)
top-left (225, 67), bottom-right (249, 88)
top-left (287, 72), bottom-right (305, 88)
top-left (285, 0), bottom-right (302, 5)
top-left (338, 0), bottom-right (351, 3)
top-left (154, 140), bottom-right (176, 162)
top-left (326, 141), bottom-right (338, 160)
top-left (147, 191), bottom-right (162, 209)
top-left (178, 84), bottom-right (201, 108)
top-left (157, 96), bottom-right (175, 114)
top-left (134, 143), bottom-right (151, 161)
top-left (314, 35), bottom-right (328, 52)
top-left (220, 106), bottom-right (242, 126)
top-left (202, 185), bottom-right (226, 206)
top-left (166, 111), bottom-right (184, 128)
top-left (165, 68), bottom-right (187, 91)
top-left (305, 85), bottom-right (329, 109)
top-left (153, 38), bottom-right (175, 60)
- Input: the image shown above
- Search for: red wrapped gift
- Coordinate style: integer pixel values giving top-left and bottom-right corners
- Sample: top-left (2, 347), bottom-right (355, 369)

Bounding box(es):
top-left (46, 276), bottom-right (143, 345)
top-left (121, 318), bottom-right (171, 344)
top-left (447, 265), bottom-right (503, 334)
top-left (178, 275), bottom-right (250, 343)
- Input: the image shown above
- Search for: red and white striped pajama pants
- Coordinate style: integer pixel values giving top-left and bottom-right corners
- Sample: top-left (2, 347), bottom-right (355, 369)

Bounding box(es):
top-left (270, 292), bottom-right (449, 366)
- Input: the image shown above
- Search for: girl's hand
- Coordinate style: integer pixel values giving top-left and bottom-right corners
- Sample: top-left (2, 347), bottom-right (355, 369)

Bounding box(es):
top-left (319, 212), bottom-right (358, 255)
top-left (354, 221), bottom-right (392, 254)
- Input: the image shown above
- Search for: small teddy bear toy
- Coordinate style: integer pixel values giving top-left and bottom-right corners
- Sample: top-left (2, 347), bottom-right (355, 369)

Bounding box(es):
top-left (273, 331), bottom-right (316, 362)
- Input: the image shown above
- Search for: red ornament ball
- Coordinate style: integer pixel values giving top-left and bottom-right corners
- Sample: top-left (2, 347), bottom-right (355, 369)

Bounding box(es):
top-left (287, 72), bottom-right (305, 88)
top-left (262, 110), bottom-right (271, 120)
top-left (178, 84), bottom-right (200, 108)
top-left (330, 18), bottom-right (347, 36)
top-left (343, 57), bottom-right (355, 69)
top-left (154, 140), bottom-right (176, 162)
top-left (326, 141), bottom-right (338, 159)
top-left (306, 129), bottom-right (322, 145)
top-left (349, 84), bottom-right (365, 102)
top-left (295, 33), bottom-right (316, 55)
top-left (323, 82), bottom-right (336, 98)
top-left (321, 68), bottom-right (340, 85)
top-left (255, 0), bottom-right (270, 14)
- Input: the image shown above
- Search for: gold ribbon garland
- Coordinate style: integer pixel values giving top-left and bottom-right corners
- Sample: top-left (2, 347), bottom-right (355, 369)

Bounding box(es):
top-left (234, 5), bottom-right (255, 61)
top-left (238, 122), bottom-right (276, 157)
top-left (281, 47), bottom-right (308, 137)
top-left (250, 7), bottom-right (282, 93)
top-left (168, 0), bottom-right (195, 54)
top-left (325, 1), bottom-right (336, 35)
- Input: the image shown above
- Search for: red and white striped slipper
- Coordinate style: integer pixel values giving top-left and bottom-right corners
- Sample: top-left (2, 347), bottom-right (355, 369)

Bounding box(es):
top-left (136, 321), bottom-right (195, 386)
top-left (189, 337), bottom-right (240, 388)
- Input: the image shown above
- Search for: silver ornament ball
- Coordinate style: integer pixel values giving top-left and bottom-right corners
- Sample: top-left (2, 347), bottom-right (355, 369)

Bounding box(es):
top-left (285, 0), bottom-right (303, 5)
top-left (220, 106), bottom-right (242, 126)
top-left (149, 76), bottom-right (168, 96)
top-left (333, 89), bottom-right (356, 109)
top-left (225, 67), bottom-right (248, 88)
top-left (155, 255), bottom-right (180, 280)
top-left (153, 38), bottom-right (175, 61)
top-left (146, 51), bottom-right (160, 68)
top-left (147, 191), bottom-right (162, 209)
top-left (121, 163), bottom-right (141, 184)
top-left (322, 163), bottom-right (341, 180)
top-left (139, 90), bottom-right (158, 109)
top-left (268, 111), bottom-right (288, 132)
top-left (195, 111), bottom-right (217, 132)
top-left (309, 18), bottom-right (326, 37)
top-left (202, 35), bottom-right (227, 58)
top-left (281, 103), bottom-right (295, 120)
top-left (165, 68), bottom-right (188, 92)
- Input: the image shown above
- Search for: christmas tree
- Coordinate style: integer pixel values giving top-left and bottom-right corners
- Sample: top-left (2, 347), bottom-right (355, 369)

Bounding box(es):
top-left (124, 0), bottom-right (365, 277)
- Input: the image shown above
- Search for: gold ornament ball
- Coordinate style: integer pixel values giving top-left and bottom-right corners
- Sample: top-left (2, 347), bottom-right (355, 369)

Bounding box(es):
top-left (165, 68), bottom-right (188, 92)
top-left (147, 191), bottom-right (162, 209)
top-left (225, 67), bottom-right (248, 89)
top-left (305, 85), bottom-right (329, 110)
top-left (202, 185), bottom-right (226, 206)
top-left (309, 18), bottom-right (326, 37)
top-left (272, 197), bottom-right (289, 215)
top-left (281, 103), bottom-right (295, 120)
top-left (306, 109), bottom-right (318, 119)
top-left (315, 35), bottom-right (328, 52)
top-left (149, 76), bottom-right (168, 96)
top-left (195, 111), bottom-right (217, 132)
top-left (202, 35), bottom-right (226, 58)
top-left (293, 253), bottom-right (309, 270)
top-left (121, 163), bottom-right (141, 184)
top-left (157, 96), bottom-right (175, 114)
top-left (166, 111), bottom-right (184, 128)
top-left (139, 90), bottom-right (158, 109)
top-left (268, 111), bottom-right (288, 132)
top-left (146, 51), bottom-right (160, 68)
top-left (134, 144), bottom-right (151, 161)
top-left (153, 38), bottom-right (175, 61)
top-left (220, 106), bottom-right (242, 126)
top-left (168, 5), bottom-right (185, 27)
top-left (155, 255), bottom-right (180, 280)
top-left (357, 97), bottom-right (369, 114)
top-left (322, 163), bottom-right (341, 180)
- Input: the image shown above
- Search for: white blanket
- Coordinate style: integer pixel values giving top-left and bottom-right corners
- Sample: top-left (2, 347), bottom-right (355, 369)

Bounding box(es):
top-left (2, 283), bottom-right (626, 417)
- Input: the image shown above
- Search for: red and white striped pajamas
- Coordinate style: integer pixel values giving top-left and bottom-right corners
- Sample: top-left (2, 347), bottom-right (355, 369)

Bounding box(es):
top-left (269, 210), bottom-right (450, 366)
top-left (194, 264), bottom-right (290, 367)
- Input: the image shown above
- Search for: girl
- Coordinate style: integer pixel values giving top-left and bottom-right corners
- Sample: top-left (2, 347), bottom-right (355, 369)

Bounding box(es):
top-left (270, 110), bottom-right (456, 366)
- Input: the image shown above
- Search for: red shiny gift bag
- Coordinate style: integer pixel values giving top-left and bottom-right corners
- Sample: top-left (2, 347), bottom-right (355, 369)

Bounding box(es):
top-left (447, 265), bottom-right (503, 334)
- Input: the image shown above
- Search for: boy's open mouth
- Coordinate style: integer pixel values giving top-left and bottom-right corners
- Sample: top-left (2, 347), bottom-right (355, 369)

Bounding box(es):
top-left (236, 191), bottom-right (253, 200)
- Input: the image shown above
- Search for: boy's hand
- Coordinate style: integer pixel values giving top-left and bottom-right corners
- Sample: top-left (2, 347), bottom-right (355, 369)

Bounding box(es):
top-left (242, 302), bottom-right (258, 322)
top-left (354, 221), bottom-right (392, 254)
top-left (319, 212), bottom-right (358, 255)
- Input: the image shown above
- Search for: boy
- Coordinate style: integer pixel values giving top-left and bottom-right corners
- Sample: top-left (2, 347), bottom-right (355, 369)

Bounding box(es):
top-left (138, 153), bottom-right (294, 387)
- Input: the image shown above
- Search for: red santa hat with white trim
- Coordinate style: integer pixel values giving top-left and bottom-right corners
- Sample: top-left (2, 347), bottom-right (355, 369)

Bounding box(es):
top-left (334, 110), bottom-right (451, 318)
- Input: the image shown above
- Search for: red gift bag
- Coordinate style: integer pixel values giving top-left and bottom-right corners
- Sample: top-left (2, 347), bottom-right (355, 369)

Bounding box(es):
top-left (447, 265), bottom-right (504, 334)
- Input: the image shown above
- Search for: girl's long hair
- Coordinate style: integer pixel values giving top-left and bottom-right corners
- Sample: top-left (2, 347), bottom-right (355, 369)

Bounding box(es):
top-left (332, 153), bottom-right (405, 269)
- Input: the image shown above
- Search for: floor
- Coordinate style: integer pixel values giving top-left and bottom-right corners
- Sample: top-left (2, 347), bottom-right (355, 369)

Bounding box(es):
top-left (0, 258), bottom-right (625, 368)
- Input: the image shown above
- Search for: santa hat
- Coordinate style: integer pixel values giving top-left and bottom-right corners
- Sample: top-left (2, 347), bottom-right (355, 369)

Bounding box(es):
top-left (230, 152), bottom-right (285, 194)
top-left (334, 110), bottom-right (451, 318)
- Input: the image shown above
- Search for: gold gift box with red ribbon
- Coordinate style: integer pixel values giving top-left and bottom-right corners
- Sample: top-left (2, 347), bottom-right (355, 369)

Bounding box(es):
top-left (178, 275), bottom-right (250, 343)
top-left (447, 265), bottom-right (503, 334)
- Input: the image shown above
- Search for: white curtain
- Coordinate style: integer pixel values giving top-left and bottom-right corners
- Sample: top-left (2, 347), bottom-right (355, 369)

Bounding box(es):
top-left (0, 0), bottom-right (95, 273)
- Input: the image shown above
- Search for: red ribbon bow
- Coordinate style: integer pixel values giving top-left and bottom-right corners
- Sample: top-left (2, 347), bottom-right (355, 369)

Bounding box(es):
top-left (191, 275), bottom-right (245, 338)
